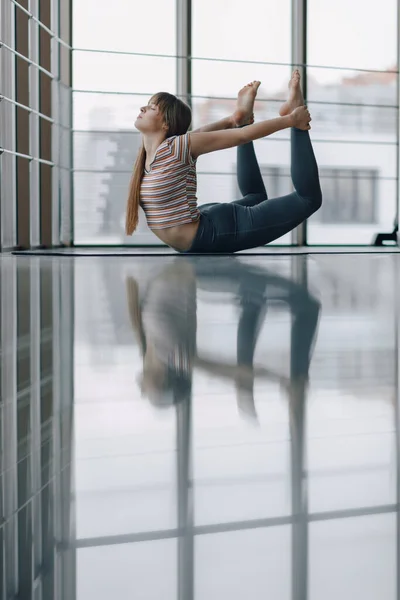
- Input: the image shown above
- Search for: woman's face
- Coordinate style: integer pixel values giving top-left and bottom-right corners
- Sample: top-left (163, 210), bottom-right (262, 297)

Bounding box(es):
top-left (134, 100), bottom-right (166, 134)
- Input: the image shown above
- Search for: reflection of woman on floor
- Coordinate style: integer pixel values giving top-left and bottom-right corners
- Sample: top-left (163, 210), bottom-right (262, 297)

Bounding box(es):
top-left (193, 258), bottom-right (321, 414)
top-left (126, 257), bottom-right (320, 419)
top-left (127, 260), bottom-right (197, 407)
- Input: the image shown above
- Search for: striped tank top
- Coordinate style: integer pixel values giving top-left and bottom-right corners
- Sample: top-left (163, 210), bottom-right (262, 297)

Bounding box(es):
top-left (140, 133), bottom-right (200, 229)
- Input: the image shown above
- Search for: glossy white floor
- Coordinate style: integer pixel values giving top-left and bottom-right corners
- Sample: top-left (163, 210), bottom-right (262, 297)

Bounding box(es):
top-left (1, 251), bottom-right (399, 600)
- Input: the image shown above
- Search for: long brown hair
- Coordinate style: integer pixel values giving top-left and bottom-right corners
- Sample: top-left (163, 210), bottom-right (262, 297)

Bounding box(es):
top-left (125, 92), bottom-right (192, 235)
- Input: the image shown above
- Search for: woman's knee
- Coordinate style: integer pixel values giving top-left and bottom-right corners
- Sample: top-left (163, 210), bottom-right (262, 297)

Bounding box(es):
top-left (241, 192), bottom-right (268, 207)
top-left (312, 187), bottom-right (323, 212)
top-left (299, 186), bottom-right (322, 216)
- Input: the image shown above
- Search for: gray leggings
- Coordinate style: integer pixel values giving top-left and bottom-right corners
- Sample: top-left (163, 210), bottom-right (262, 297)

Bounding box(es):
top-left (185, 128), bottom-right (322, 253)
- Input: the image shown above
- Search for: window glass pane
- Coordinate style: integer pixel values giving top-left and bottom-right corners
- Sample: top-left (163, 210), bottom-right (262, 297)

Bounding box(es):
top-left (192, 0), bottom-right (293, 244)
top-left (307, 0), bottom-right (398, 243)
top-left (72, 0), bottom-right (176, 245)
top-left (308, 0), bottom-right (397, 72)
top-left (73, 0), bottom-right (176, 55)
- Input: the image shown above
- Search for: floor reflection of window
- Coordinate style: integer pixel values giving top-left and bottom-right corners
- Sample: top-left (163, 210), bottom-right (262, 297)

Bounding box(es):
top-left (309, 515), bottom-right (396, 600)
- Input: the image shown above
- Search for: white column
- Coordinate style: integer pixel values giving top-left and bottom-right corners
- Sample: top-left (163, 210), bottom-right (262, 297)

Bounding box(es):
top-left (29, 0), bottom-right (41, 247)
top-left (291, 0), bottom-right (308, 246)
top-left (176, 0), bottom-right (191, 105)
top-left (176, 5), bottom-right (194, 599)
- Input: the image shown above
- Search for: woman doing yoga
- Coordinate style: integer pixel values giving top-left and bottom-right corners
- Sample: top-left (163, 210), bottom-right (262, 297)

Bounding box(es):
top-left (126, 70), bottom-right (322, 253)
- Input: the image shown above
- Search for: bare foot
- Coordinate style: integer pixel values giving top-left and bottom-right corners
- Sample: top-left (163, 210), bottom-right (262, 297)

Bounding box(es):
top-left (279, 70), bottom-right (304, 116)
top-left (232, 80), bottom-right (261, 127)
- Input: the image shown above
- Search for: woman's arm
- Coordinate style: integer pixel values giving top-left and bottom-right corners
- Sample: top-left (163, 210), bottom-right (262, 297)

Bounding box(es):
top-left (189, 107), bottom-right (310, 159)
top-left (191, 115), bottom-right (235, 133)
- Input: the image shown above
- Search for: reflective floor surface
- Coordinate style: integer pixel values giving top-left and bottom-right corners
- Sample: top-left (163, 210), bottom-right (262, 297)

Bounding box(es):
top-left (1, 252), bottom-right (400, 599)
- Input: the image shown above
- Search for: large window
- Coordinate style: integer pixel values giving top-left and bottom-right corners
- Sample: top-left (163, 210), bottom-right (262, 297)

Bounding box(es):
top-left (72, 0), bottom-right (399, 246)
